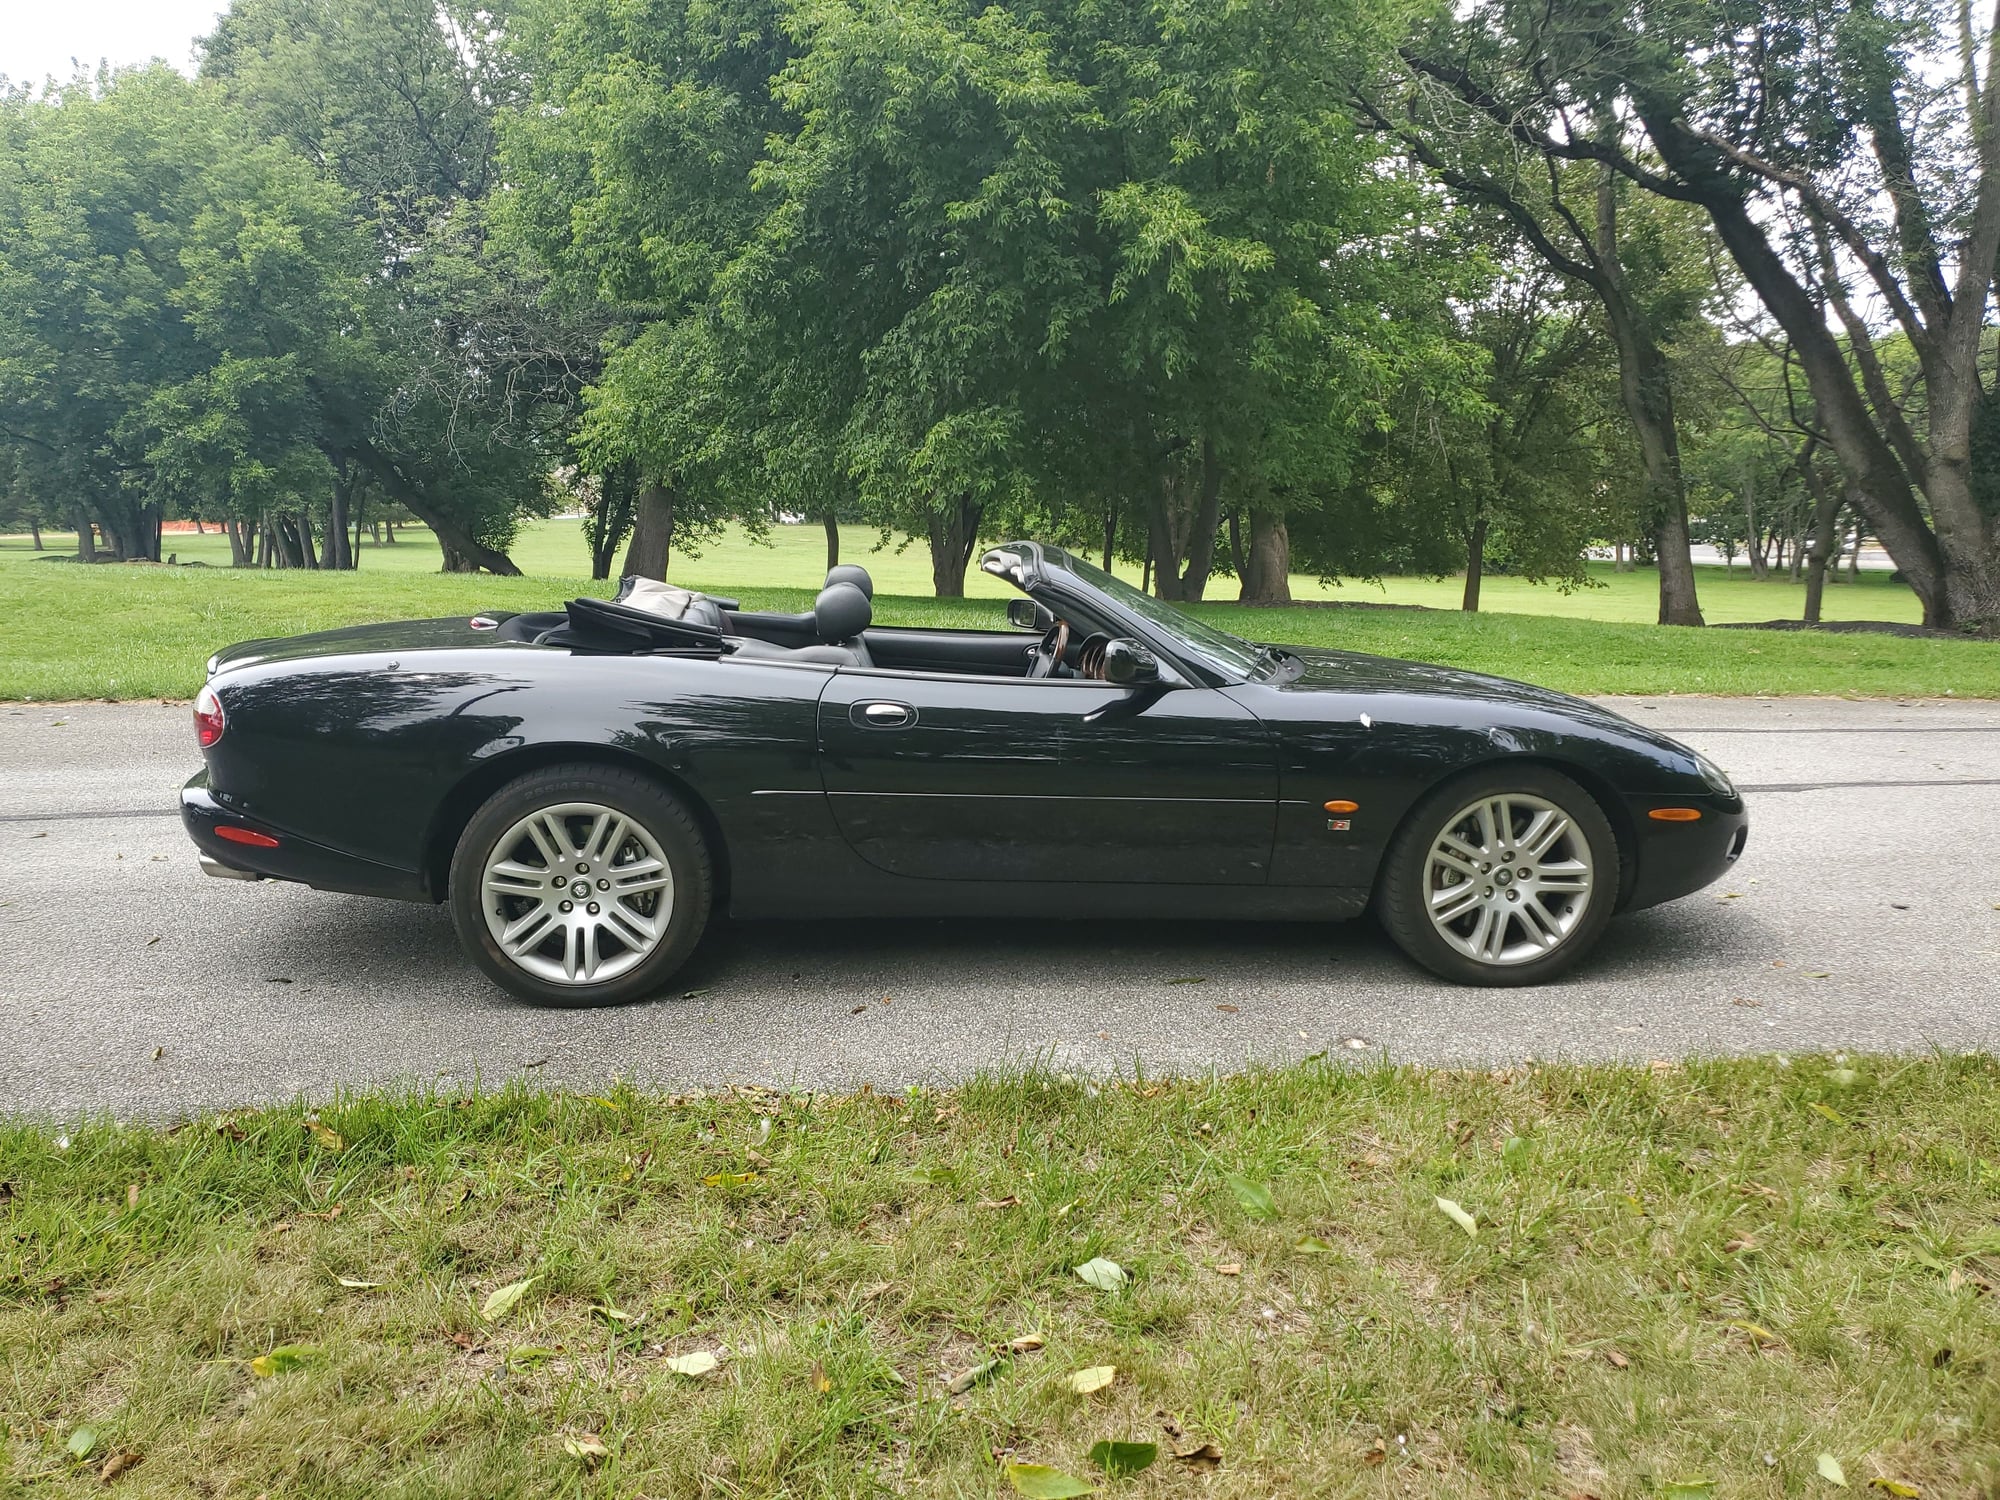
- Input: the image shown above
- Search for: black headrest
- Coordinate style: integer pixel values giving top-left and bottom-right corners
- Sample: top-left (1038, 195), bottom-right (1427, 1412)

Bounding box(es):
top-left (814, 581), bottom-right (871, 642)
top-left (824, 563), bottom-right (873, 599)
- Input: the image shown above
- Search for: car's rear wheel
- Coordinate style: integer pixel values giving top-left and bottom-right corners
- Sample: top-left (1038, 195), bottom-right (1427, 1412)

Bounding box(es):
top-left (448, 764), bottom-right (712, 1007)
top-left (1375, 765), bottom-right (1619, 986)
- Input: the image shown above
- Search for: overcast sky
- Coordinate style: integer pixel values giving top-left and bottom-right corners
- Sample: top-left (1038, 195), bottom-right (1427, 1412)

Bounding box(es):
top-left (2, 0), bottom-right (226, 86)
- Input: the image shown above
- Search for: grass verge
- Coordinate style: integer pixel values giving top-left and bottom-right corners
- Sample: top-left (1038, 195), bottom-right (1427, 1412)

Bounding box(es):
top-left (5, 551), bottom-right (1996, 700)
top-left (3, 1056), bottom-right (1996, 1496)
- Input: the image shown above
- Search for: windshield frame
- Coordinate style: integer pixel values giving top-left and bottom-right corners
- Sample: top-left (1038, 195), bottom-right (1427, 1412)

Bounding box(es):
top-left (982, 542), bottom-right (1276, 685)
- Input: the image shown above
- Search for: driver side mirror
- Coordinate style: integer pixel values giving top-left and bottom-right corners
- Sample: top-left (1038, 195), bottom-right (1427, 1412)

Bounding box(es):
top-left (1101, 637), bottom-right (1159, 686)
top-left (1008, 598), bottom-right (1054, 631)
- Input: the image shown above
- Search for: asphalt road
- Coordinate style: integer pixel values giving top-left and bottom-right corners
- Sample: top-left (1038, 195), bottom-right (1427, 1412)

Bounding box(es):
top-left (3, 695), bottom-right (1998, 1118)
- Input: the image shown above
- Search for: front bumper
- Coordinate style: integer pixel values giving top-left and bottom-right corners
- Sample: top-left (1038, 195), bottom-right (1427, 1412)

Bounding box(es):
top-left (1620, 792), bottom-right (1749, 911)
top-left (182, 771), bottom-right (430, 901)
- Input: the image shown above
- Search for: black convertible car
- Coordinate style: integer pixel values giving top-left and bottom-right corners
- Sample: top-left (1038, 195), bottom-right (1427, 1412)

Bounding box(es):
top-left (182, 542), bottom-right (1746, 1004)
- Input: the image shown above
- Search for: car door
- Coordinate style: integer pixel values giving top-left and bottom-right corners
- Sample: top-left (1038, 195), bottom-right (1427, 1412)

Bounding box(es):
top-left (817, 671), bottom-right (1277, 883)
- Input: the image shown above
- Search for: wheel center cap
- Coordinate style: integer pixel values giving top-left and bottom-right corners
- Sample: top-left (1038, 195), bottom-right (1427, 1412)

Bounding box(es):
top-left (1494, 869), bottom-right (1514, 887)
top-left (569, 879), bottom-right (592, 899)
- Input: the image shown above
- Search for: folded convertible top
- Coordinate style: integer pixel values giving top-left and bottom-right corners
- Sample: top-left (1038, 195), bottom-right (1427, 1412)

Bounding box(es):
top-left (538, 595), bottom-right (727, 655)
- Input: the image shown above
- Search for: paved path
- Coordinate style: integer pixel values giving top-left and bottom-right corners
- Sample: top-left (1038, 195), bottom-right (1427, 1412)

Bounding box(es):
top-left (3, 696), bottom-right (1997, 1118)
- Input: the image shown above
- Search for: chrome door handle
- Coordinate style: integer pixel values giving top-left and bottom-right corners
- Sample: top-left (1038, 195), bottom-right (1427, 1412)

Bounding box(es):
top-left (856, 701), bottom-right (915, 728)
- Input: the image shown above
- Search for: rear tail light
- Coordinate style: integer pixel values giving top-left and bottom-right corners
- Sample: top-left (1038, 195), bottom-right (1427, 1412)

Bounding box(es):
top-left (194, 685), bottom-right (225, 748)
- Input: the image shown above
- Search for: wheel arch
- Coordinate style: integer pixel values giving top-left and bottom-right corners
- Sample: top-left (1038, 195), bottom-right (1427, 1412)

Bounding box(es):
top-left (1385, 754), bottom-right (1639, 909)
top-left (422, 745), bottom-right (732, 909)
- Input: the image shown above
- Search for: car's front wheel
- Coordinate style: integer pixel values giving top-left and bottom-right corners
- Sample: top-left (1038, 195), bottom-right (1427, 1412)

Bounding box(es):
top-left (448, 764), bottom-right (713, 1007)
top-left (1375, 765), bottom-right (1619, 986)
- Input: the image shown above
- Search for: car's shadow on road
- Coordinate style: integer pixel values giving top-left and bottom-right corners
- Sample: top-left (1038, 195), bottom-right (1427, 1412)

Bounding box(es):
top-left (233, 885), bottom-right (1772, 1012)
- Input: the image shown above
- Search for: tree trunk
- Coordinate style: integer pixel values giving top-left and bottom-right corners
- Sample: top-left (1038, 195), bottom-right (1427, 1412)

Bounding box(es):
top-left (29, 520), bottom-right (41, 550)
top-left (925, 492), bottom-right (984, 597)
top-left (1803, 489), bottom-right (1842, 626)
top-left (75, 513), bottom-right (96, 562)
top-left (1591, 233), bottom-right (1704, 623)
top-left (1461, 515), bottom-right (1488, 612)
top-left (1102, 504), bottom-right (1117, 572)
top-left (1239, 508), bottom-right (1292, 604)
top-left (1743, 480), bottom-right (1767, 580)
top-left (381, 520), bottom-right (397, 543)
top-left (586, 463), bottom-right (638, 580)
top-left (1145, 463), bottom-right (1188, 601)
top-left (1226, 510), bottom-right (1243, 580)
top-left (325, 468), bottom-right (353, 570)
top-left (346, 440), bottom-right (520, 575)
top-left (1179, 435), bottom-right (1227, 602)
top-left (298, 511), bottom-right (320, 570)
top-left (622, 481), bottom-right (676, 581)
top-left (224, 519), bottom-right (249, 567)
top-left (822, 511), bottom-right (841, 571)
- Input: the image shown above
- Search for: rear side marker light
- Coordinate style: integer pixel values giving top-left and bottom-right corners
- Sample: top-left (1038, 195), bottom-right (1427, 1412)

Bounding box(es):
top-left (1323, 799), bottom-right (1360, 814)
top-left (194, 685), bottom-right (225, 748)
top-left (1649, 807), bottom-right (1703, 822)
top-left (215, 826), bottom-right (280, 848)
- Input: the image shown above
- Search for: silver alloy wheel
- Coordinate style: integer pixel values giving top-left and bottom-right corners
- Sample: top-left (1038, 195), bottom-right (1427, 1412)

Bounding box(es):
top-left (1423, 792), bottom-right (1595, 966)
top-left (479, 801), bottom-right (674, 986)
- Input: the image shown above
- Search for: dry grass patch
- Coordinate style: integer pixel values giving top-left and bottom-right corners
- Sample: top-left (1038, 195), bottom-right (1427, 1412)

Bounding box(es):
top-left (3, 1057), bottom-right (1998, 1497)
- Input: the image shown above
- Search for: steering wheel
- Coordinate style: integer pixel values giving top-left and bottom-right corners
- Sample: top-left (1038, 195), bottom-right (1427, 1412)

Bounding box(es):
top-left (1029, 618), bottom-right (1071, 679)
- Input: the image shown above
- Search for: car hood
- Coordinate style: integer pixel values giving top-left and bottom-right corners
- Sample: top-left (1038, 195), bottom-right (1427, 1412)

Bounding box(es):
top-left (1267, 644), bottom-right (1666, 738)
top-left (209, 616), bottom-right (519, 676)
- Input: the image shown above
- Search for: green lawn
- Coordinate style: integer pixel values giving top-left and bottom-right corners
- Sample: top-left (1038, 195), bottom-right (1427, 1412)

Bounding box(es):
top-left (14, 516), bottom-right (1924, 624)
top-left (3, 1057), bottom-right (1994, 1497)
top-left (4, 521), bottom-right (1993, 699)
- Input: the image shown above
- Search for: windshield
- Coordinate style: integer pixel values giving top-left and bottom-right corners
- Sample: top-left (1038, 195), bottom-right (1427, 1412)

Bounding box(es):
top-left (1052, 551), bottom-right (1270, 679)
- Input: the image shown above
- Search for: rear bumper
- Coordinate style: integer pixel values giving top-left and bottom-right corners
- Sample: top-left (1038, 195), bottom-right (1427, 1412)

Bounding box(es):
top-left (1620, 793), bottom-right (1749, 911)
top-left (181, 772), bottom-right (430, 902)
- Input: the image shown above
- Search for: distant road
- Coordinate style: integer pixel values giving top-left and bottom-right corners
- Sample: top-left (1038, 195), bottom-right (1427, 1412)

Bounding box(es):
top-left (2, 696), bottom-right (1997, 1118)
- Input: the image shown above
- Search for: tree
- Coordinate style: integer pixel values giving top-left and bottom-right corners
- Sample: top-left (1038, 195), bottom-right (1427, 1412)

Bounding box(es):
top-left (1408, 0), bottom-right (2000, 631)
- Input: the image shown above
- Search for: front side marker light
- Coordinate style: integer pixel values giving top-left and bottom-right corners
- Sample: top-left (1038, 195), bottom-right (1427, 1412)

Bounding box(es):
top-left (1649, 807), bottom-right (1703, 822)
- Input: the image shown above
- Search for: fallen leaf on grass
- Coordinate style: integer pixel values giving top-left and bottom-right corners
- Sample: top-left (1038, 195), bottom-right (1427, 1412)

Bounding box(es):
top-left (1005, 1333), bottom-right (1045, 1353)
top-left (481, 1277), bottom-right (538, 1324)
top-left (249, 1345), bottom-right (313, 1377)
top-left (1088, 1440), bottom-right (1157, 1478)
top-left (98, 1451), bottom-right (141, 1483)
top-left (1002, 1461), bottom-right (1095, 1497)
top-left (809, 1362), bottom-right (832, 1394)
top-left (1435, 1197), bottom-right (1478, 1237)
top-left (563, 1432), bottom-right (609, 1461)
top-left (1294, 1237), bottom-right (1335, 1255)
top-left (1073, 1257), bottom-right (1127, 1293)
top-left (335, 1277), bottom-right (381, 1290)
top-left (977, 1196), bottom-right (1021, 1210)
top-left (1868, 1479), bottom-right (1921, 1496)
top-left (1215, 1262), bottom-right (1243, 1276)
top-left (1726, 1320), bottom-right (1782, 1348)
top-left (125, 1183), bottom-right (138, 1210)
top-left (664, 1351), bottom-right (719, 1377)
top-left (506, 1346), bottom-right (559, 1367)
top-left (1810, 1103), bottom-right (1851, 1126)
top-left (1661, 1482), bottom-right (1715, 1499)
top-left (1227, 1175), bottom-right (1277, 1219)
top-left (303, 1120), bottom-right (344, 1152)
top-left (701, 1171), bottom-right (760, 1188)
top-left (1067, 1365), bottom-right (1116, 1395)
top-left (947, 1358), bottom-right (1001, 1394)
top-left (1818, 1453), bottom-right (1848, 1487)
top-left (1604, 1348), bottom-right (1630, 1368)
top-left (66, 1426), bottom-right (98, 1460)
top-left (1173, 1443), bottom-right (1224, 1468)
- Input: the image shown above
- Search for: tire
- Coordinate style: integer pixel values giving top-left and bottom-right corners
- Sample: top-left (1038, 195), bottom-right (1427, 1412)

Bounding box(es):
top-left (448, 764), bottom-right (713, 1007)
top-left (1375, 764), bottom-right (1620, 987)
